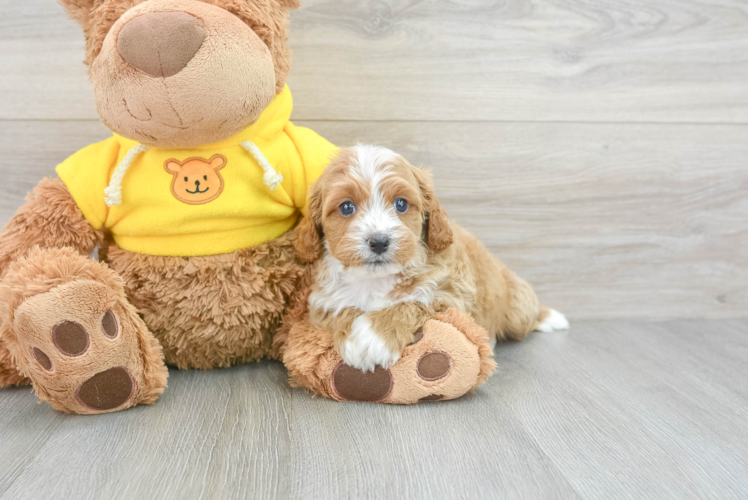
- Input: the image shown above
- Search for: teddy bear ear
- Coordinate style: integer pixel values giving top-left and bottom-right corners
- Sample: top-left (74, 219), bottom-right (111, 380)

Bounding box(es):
top-left (58, 0), bottom-right (96, 31)
top-left (209, 154), bottom-right (227, 171)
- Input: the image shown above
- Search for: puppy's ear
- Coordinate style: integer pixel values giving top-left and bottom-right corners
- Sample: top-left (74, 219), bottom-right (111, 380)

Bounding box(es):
top-left (414, 167), bottom-right (453, 252)
top-left (294, 183), bottom-right (323, 262)
top-left (58, 0), bottom-right (96, 31)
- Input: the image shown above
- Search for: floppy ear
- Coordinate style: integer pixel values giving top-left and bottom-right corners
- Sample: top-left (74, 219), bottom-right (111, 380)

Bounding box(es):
top-left (58, 0), bottom-right (96, 31)
top-left (164, 160), bottom-right (182, 175)
top-left (294, 183), bottom-right (323, 262)
top-left (414, 167), bottom-right (453, 252)
top-left (209, 154), bottom-right (227, 171)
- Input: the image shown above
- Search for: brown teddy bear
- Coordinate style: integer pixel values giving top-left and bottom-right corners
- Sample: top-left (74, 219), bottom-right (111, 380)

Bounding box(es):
top-left (0, 0), bottom-right (494, 414)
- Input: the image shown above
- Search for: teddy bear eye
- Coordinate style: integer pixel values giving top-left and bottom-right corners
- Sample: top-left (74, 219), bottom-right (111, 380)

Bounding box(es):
top-left (204, 175), bottom-right (207, 181)
top-left (184, 176), bottom-right (188, 182)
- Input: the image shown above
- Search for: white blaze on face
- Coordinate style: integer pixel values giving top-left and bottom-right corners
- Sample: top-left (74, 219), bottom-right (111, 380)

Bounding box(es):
top-left (348, 145), bottom-right (406, 261)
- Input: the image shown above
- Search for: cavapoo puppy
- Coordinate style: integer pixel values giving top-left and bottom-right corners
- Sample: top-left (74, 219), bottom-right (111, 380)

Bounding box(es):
top-left (295, 145), bottom-right (569, 372)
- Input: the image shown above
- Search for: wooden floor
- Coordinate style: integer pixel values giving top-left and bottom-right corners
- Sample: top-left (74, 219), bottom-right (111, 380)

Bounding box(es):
top-left (1, 320), bottom-right (747, 499)
top-left (1, 0), bottom-right (747, 498)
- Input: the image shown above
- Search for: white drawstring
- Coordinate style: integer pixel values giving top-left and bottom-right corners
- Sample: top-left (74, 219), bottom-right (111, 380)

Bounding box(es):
top-left (240, 140), bottom-right (284, 191)
top-left (104, 143), bottom-right (150, 207)
top-left (103, 140), bottom-right (282, 207)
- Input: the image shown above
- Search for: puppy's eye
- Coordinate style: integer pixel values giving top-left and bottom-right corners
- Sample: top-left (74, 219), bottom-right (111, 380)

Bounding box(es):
top-left (184, 176), bottom-right (188, 182)
top-left (394, 198), bottom-right (409, 214)
top-left (203, 175), bottom-right (208, 181)
top-left (338, 201), bottom-right (356, 217)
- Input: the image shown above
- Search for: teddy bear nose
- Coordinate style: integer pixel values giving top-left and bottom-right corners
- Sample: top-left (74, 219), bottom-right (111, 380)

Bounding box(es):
top-left (117, 11), bottom-right (206, 78)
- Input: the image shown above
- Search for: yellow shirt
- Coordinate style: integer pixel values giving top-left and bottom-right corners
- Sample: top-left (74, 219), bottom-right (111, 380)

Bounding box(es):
top-left (56, 85), bottom-right (337, 257)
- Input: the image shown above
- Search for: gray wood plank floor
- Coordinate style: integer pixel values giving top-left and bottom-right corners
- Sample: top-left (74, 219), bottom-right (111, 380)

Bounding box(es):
top-left (1, 0), bottom-right (747, 498)
top-left (1, 320), bottom-right (747, 499)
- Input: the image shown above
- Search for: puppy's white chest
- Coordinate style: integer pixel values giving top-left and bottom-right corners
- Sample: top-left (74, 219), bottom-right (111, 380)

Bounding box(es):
top-left (312, 274), bottom-right (399, 313)
top-left (345, 277), bottom-right (398, 311)
top-left (309, 254), bottom-right (437, 314)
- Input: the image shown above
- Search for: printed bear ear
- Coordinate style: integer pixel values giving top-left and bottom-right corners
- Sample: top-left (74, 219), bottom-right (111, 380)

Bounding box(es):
top-left (58, 0), bottom-right (96, 31)
top-left (164, 160), bottom-right (182, 175)
top-left (209, 154), bottom-right (227, 171)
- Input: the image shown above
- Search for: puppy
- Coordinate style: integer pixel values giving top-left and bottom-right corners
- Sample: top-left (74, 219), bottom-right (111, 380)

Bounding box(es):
top-left (295, 145), bottom-right (569, 372)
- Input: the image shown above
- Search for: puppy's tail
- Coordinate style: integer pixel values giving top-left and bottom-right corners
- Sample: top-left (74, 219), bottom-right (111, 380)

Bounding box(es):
top-left (502, 273), bottom-right (569, 341)
top-left (533, 306), bottom-right (570, 333)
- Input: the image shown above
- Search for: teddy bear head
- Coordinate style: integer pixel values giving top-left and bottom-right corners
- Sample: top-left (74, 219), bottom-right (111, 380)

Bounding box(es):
top-left (59, 0), bottom-right (300, 149)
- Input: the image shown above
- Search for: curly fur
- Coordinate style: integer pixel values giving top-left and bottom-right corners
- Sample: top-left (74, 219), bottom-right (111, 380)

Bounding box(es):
top-left (271, 262), bottom-right (313, 360)
top-left (0, 178), bottom-right (102, 279)
top-left (108, 232), bottom-right (308, 369)
top-left (58, 0), bottom-right (299, 93)
top-left (0, 340), bottom-right (28, 387)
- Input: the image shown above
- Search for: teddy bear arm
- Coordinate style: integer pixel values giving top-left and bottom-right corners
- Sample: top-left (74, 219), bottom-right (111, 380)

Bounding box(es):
top-left (0, 177), bottom-right (103, 279)
top-left (283, 307), bottom-right (496, 404)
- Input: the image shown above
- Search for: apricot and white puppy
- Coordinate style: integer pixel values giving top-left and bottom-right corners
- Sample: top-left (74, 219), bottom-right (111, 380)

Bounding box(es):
top-left (295, 145), bottom-right (568, 372)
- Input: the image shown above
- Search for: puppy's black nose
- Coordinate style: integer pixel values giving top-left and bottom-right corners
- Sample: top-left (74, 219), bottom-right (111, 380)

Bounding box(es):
top-left (195, 180), bottom-right (200, 187)
top-left (368, 236), bottom-right (390, 255)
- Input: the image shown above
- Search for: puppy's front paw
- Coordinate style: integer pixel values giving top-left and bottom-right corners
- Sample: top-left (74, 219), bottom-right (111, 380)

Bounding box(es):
top-left (342, 315), bottom-right (401, 373)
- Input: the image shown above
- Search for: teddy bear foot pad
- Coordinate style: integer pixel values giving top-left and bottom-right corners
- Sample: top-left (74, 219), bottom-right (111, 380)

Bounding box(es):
top-left (0, 248), bottom-right (168, 414)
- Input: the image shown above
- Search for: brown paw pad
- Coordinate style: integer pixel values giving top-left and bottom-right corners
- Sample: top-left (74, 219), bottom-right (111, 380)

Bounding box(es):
top-left (101, 310), bottom-right (119, 339)
top-left (53, 321), bottom-right (89, 357)
top-left (32, 348), bottom-right (53, 371)
top-left (417, 351), bottom-right (452, 381)
top-left (76, 367), bottom-right (135, 411)
top-left (332, 362), bottom-right (393, 402)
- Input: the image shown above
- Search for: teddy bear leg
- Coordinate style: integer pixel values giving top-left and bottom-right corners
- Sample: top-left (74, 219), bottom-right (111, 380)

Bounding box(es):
top-left (0, 339), bottom-right (29, 387)
top-left (0, 247), bottom-right (168, 414)
top-left (282, 308), bottom-right (496, 404)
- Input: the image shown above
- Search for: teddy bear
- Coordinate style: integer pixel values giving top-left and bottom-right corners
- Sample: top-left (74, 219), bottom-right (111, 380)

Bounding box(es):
top-left (0, 0), bottom-right (494, 414)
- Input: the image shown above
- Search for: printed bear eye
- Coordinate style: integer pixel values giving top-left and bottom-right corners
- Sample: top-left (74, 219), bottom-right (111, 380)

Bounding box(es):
top-left (394, 198), bottom-right (409, 214)
top-left (338, 201), bottom-right (356, 217)
top-left (203, 175), bottom-right (207, 181)
top-left (184, 176), bottom-right (188, 182)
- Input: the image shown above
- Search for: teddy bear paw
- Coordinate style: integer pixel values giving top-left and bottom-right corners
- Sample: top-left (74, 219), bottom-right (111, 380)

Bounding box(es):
top-left (0, 248), bottom-right (169, 414)
top-left (327, 310), bottom-right (495, 404)
top-left (9, 278), bottom-right (166, 413)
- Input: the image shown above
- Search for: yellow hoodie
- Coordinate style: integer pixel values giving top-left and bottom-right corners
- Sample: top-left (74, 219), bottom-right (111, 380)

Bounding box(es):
top-left (56, 85), bottom-right (336, 257)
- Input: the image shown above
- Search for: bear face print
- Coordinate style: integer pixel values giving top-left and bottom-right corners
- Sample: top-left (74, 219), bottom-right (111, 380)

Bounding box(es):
top-left (164, 154), bottom-right (227, 205)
